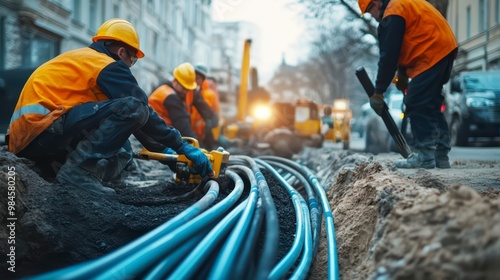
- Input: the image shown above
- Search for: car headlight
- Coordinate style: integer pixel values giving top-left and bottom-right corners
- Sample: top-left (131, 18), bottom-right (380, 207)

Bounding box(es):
top-left (466, 97), bottom-right (494, 107)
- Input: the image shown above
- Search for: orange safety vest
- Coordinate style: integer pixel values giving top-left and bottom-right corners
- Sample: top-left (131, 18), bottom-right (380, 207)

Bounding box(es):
top-left (383, 0), bottom-right (458, 78)
top-left (148, 84), bottom-right (176, 126)
top-left (8, 47), bottom-right (113, 154)
top-left (190, 80), bottom-right (220, 140)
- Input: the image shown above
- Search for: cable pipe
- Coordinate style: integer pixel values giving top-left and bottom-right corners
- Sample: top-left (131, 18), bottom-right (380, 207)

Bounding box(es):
top-left (260, 156), bottom-right (340, 280)
top-left (207, 165), bottom-right (260, 279)
top-left (230, 155), bottom-right (279, 280)
top-left (28, 179), bottom-right (221, 280)
top-left (234, 198), bottom-right (263, 280)
top-left (256, 159), bottom-right (305, 280)
top-left (167, 200), bottom-right (247, 280)
top-left (94, 171), bottom-right (244, 279)
top-left (143, 229), bottom-right (209, 280)
top-left (263, 159), bottom-right (322, 258)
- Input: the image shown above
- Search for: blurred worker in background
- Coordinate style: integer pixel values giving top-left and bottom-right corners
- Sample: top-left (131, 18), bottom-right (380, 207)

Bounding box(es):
top-left (7, 18), bottom-right (213, 195)
top-left (149, 63), bottom-right (217, 149)
top-left (359, 0), bottom-right (457, 169)
top-left (321, 105), bottom-right (334, 136)
top-left (191, 65), bottom-right (221, 150)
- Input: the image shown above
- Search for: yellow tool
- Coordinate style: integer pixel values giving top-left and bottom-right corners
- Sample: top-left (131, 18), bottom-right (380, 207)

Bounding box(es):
top-left (135, 138), bottom-right (230, 185)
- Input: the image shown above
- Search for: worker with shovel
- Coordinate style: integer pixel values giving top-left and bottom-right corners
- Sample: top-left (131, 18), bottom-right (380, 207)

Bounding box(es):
top-left (358, 0), bottom-right (457, 169)
top-left (7, 18), bottom-right (213, 195)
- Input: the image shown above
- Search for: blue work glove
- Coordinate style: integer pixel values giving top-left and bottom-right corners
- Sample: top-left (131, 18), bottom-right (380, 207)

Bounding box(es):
top-left (177, 141), bottom-right (214, 178)
top-left (163, 147), bottom-right (177, 154)
top-left (370, 93), bottom-right (385, 116)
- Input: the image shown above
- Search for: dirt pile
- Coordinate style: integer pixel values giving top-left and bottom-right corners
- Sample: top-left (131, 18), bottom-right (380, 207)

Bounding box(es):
top-left (305, 149), bottom-right (500, 279)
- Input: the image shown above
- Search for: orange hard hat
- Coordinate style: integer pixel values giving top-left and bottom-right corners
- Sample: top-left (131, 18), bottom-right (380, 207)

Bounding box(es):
top-left (358, 0), bottom-right (372, 17)
top-left (92, 18), bottom-right (145, 58)
top-left (173, 63), bottom-right (197, 90)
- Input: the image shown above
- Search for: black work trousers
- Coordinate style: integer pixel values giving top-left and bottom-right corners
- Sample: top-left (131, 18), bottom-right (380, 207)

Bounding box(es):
top-left (405, 50), bottom-right (455, 158)
top-left (18, 97), bottom-right (148, 177)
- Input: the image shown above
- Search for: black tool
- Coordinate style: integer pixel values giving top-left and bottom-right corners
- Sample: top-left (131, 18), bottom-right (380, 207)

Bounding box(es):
top-left (355, 67), bottom-right (412, 158)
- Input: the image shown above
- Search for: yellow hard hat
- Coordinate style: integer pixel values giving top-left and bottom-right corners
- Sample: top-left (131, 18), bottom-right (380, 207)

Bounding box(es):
top-left (358, 0), bottom-right (372, 17)
top-left (92, 18), bottom-right (145, 58)
top-left (173, 63), bottom-right (197, 90)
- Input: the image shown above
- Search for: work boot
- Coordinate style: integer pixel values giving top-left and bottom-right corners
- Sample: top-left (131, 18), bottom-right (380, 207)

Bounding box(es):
top-left (435, 150), bottom-right (451, 169)
top-left (395, 152), bottom-right (436, 169)
top-left (56, 162), bottom-right (116, 195)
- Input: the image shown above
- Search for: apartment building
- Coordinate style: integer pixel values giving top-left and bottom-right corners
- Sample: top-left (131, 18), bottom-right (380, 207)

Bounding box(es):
top-left (0, 0), bottom-right (212, 93)
top-left (447, 0), bottom-right (500, 71)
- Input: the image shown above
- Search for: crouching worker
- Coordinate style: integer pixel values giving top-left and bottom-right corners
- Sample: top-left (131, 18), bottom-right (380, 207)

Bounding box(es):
top-left (6, 18), bottom-right (214, 195)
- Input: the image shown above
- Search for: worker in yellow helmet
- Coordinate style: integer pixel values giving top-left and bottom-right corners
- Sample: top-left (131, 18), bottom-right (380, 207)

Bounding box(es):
top-left (190, 65), bottom-right (220, 150)
top-left (148, 63), bottom-right (218, 150)
top-left (7, 18), bottom-right (213, 195)
top-left (359, 0), bottom-right (457, 169)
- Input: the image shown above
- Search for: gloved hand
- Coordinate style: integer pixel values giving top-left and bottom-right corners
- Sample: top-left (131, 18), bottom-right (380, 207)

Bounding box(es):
top-left (163, 147), bottom-right (177, 154)
top-left (177, 141), bottom-right (214, 178)
top-left (370, 93), bottom-right (385, 116)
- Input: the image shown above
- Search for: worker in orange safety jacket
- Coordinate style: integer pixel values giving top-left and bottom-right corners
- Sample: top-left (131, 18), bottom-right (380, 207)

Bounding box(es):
top-left (7, 18), bottom-right (213, 195)
top-left (148, 63), bottom-right (217, 148)
top-left (358, 0), bottom-right (457, 169)
top-left (190, 65), bottom-right (221, 150)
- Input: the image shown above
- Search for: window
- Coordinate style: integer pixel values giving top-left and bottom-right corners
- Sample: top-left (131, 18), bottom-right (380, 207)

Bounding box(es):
top-left (496, 0), bottom-right (499, 24)
top-left (72, 0), bottom-right (81, 22)
top-left (479, 0), bottom-right (486, 32)
top-left (113, 3), bottom-right (120, 18)
top-left (89, 0), bottom-right (97, 32)
top-left (466, 5), bottom-right (471, 39)
top-left (0, 17), bottom-right (4, 69)
top-left (22, 33), bottom-right (60, 68)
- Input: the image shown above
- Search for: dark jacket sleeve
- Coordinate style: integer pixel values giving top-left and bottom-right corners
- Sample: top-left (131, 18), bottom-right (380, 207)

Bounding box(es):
top-left (375, 15), bottom-right (406, 94)
top-left (96, 61), bottom-right (184, 151)
top-left (193, 88), bottom-right (218, 126)
top-left (163, 94), bottom-right (197, 138)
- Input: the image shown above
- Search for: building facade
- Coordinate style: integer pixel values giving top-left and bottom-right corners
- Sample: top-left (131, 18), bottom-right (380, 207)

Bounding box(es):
top-left (447, 0), bottom-right (500, 71)
top-left (210, 21), bottom-right (260, 99)
top-left (0, 0), bottom-right (213, 94)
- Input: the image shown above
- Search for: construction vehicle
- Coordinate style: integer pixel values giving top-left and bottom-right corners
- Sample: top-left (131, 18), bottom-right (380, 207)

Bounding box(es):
top-left (220, 39), bottom-right (328, 157)
top-left (134, 137), bottom-right (230, 185)
top-left (323, 98), bottom-right (352, 150)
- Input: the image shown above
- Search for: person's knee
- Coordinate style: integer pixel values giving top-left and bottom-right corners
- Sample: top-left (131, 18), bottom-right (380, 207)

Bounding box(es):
top-left (115, 97), bottom-right (149, 126)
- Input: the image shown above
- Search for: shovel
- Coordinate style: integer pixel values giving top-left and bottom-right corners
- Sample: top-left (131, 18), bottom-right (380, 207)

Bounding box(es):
top-left (355, 67), bottom-right (412, 158)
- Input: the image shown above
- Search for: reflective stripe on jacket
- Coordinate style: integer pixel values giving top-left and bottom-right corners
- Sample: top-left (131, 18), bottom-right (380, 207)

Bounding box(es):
top-left (8, 47), bottom-right (114, 154)
top-left (383, 0), bottom-right (458, 78)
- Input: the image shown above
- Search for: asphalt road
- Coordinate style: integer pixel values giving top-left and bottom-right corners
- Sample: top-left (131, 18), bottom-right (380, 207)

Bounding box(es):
top-left (343, 134), bottom-right (500, 162)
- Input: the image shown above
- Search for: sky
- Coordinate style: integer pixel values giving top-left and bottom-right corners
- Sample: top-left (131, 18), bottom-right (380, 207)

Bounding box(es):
top-left (212, 0), bottom-right (310, 84)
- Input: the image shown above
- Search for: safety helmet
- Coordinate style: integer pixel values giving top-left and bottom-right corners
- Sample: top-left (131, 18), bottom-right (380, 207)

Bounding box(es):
top-left (92, 18), bottom-right (145, 58)
top-left (173, 63), bottom-right (197, 90)
top-left (194, 64), bottom-right (209, 78)
top-left (358, 0), bottom-right (372, 17)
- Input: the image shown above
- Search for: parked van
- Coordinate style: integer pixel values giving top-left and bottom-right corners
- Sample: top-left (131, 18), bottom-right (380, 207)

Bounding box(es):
top-left (444, 71), bottom-right (500, 146)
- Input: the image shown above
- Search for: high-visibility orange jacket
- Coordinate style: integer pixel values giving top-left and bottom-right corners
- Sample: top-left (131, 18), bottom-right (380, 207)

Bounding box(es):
top-left (8, 42), bottom-right (184, 154)
top-left (383, 0), bottom-right (457, 79)
top-left (148, 81), bottom-right (197, 138)
top-left (374, 0), bottom-right (458, 94)
top-left (190, 80), bottom-right (220, 140)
